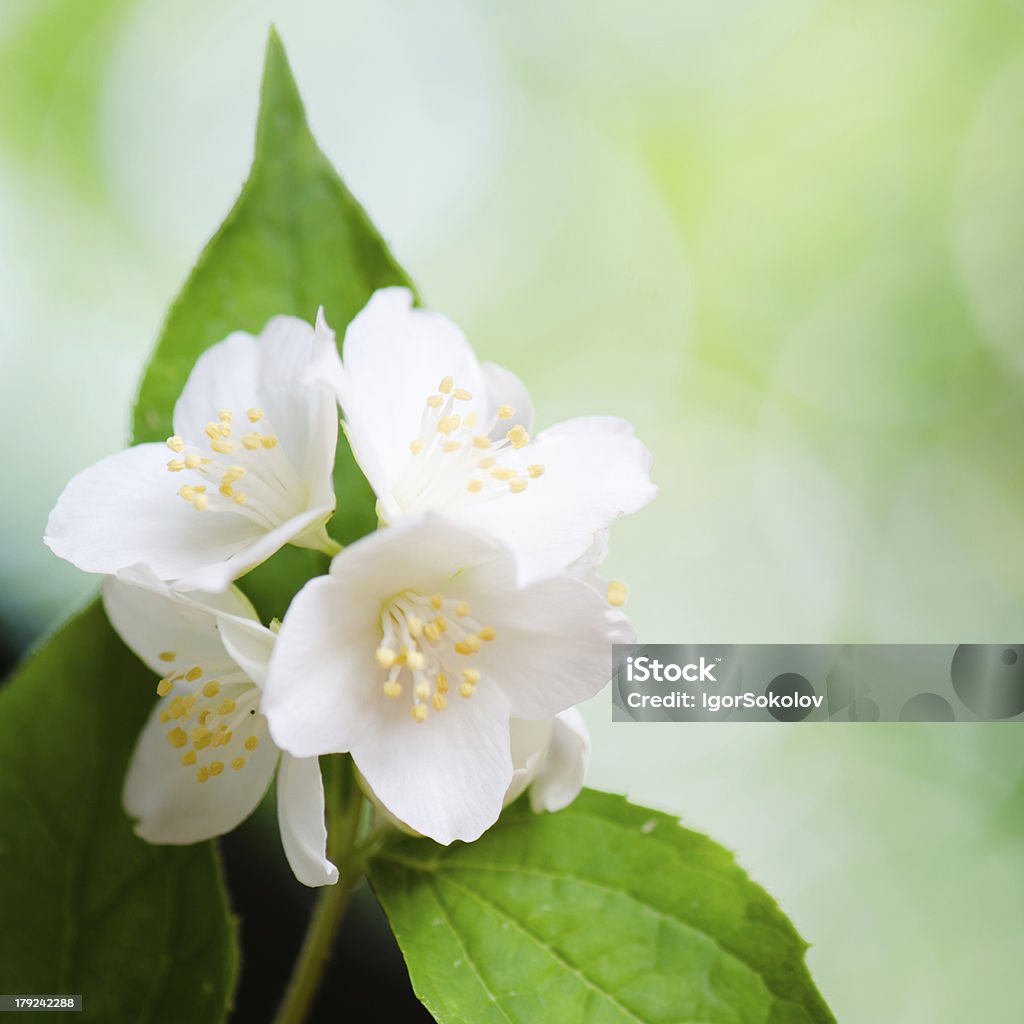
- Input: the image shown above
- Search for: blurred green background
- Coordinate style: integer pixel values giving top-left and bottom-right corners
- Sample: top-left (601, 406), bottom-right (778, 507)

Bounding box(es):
top-left (3, 1), bottom-right (1024, 1020)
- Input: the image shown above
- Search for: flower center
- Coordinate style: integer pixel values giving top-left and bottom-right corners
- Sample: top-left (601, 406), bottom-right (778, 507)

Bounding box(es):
top-left (392, 376), bottom-right (545, 515)
top-left (165, 406), bottom-right (306, 529)
top-left (154, 653), bottom-right (265, 783)
top-left (374, 590), bottom-right (498, 723)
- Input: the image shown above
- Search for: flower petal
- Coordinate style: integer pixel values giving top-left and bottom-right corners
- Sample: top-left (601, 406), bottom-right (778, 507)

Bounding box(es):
top-left (333, 288), bottom-right (488, 507)
top-left (45, 444), bottom-right (269, 581)
top-left (350, 678), bottom-right (513, 845)
top-left (481, 361), bottom-right (535, 436)
top-left (172, 503), bottom-right (335, 593)
top-left (529, 708), bottom-right (589, 813)
top-left (123, 701), bottom-right (278, 844)
top-left (326, 512), bottom-right (507, 602)
top-left (173, 315), bottom-right (339, 511)
top-left (456, 416), bottom-right (657, 575)
top-left (503, 717), bottom-right (554, 807)
top-left (468, 563), bottom-right (614, 719)
top-left (276, 754), bottom-right (338, 887)
top-left (262, 575), bottom-right (381, 758)
top-left (216, 615), bottom-right (277, 690)
top-left (102, 566), bottom-right (257, 676)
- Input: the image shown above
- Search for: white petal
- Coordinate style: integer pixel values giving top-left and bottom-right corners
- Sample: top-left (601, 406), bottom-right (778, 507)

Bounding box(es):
top-left (123, 702), bottom-right (278, 844)
top-left (456, 416), bottom-right (657, 574)
top-left (216, 615), bottom-right (277, 690)
top-left (326, 512), bottom-right (507, 603)
top-left (262, 575), bottom-right (381, 758)
top-left (350, 678), bottom-right (513, 845)
top-left (334, 288), bottom-right (487, 506)
top-left (468, 563), bottom-right (614, 719)
top-left (503, 717), bottom-right (553, 807)
top-left (481, 361), bottom-right (535, 436)
top-left (173, 316), bottom-right (340, 510)
top-left (45, 444), bottom-right (268, 581)
top-left (173, 503), bottom-right (335, 593)
top-left (276, 755), bottom-right (338, 887)
top-left (529, 708), bottom-right (589, 813)
top-left (102, 566), bottom-right (257, 676)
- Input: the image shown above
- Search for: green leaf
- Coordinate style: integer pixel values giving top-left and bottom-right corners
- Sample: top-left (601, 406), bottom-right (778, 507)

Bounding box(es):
top-left (132, 27), bottom-right (413, 554)
top-left (0, 603), bottom-right (238, 1023)
top-left (370, 790), bottom-right (835, 1024)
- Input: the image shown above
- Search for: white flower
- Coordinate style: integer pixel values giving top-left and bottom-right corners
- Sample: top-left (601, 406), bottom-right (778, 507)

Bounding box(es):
top-left (505, 709), bottom-right (590, 813)
top-left (46, 313), bottom-right (341, 592)
top-left (312, 287), bottom-right (656, 581)
top-left (104, 565), bottom-right (337, 887)
top-left (261, 514), bottom-right (613, 845)
top-left (369, 710), bottom-right (591, 838)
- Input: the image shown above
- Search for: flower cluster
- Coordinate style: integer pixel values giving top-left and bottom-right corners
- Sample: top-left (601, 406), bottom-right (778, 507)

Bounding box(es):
top-left (46, 289), bottom-right (656, 885)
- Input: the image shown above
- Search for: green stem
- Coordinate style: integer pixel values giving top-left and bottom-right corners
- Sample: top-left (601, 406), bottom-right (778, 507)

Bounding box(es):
top-left (272, 755), bottom-right (365, 1024)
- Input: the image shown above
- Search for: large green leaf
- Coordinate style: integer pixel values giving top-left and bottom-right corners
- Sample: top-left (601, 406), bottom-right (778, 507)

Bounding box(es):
top-left (0, 603), bottom-right (238, 1023)
top-left (131, 28), bottom-right (412, 562)
top-left (371, 790), bottom-right (835, 1024)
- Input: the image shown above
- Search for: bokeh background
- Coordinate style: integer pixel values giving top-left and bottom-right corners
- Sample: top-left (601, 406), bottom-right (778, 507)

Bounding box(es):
top-left (3, 1), bottom-right (1024, 1020)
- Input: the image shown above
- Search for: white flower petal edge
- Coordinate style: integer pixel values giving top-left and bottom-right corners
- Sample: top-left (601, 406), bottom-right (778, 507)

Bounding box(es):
top-left (312, 287), bottom-right (657, 576)
top-left (262, 513), bottom-right (614, 846)
top-left (504, 708), bottom-right (590, 813)
top-left (104, 567), bottom-right (336, 887)
top-left (46, 312), bottom-right (341, 592)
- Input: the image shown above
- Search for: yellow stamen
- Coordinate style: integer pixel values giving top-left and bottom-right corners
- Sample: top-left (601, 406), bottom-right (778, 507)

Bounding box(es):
top-left (181, 750), bottom-right (197, 766)
top-left (167, 728), bottom-right (188, 748)
top-left (497, 405), bottom-right (515, 419)
top-left (410, 439), bottom-right (425, 454)
top-left (167, 459), bottom-right (185, 472)
top-left (438, 375), bottom-right (454, 394)
top-left (245, 736), bottom-right (259, 751)
top-left (479, 626), bottom-right (496, 641)
top-left (411, 704), bottom-right (428, 723)
top-left (455, 601), bottom-right (471, 617)
top-left (158, 651), bottom-right (176, 663)
top-left (509, 479), bottom-right (527, 493)
top-left (432, 693), bottom-right (447, 711)
top-left (472, 435), bottom-right (491, 450)
top-left (467, 479), bottom-right (483, 493)
top-left (459, 682), bottom-right (475, 698)
top-left (156, 678), bottom-right (174, 697)
top-left (426, 395), bottom-right (444, 409)
top-left (415, 680), bottom-right (431, 700)
top-left (166, 435), bottom-right (185, 453)
top-left (202, 680), bottom-right (219, 697)
top-left (383, 680), bottom-right (402, 699)
top-left (376, 647), bottom-right (397, 669)
top-left (208, 761), bottom-right (224, 777)
top-left (436, 673), bottom-right (449, 693)
top-left (196, 767), bottom-right (210, 783)
top-left (247, 407), bottom-right (264, 423)
top-left (454, 387), bottom-right (472, 401)
top-left (607, 581), bottom-right (629, 607)
top-left (429, 594), bottom-right (443, 609)
top-left (462, 668), bottom-right (480, 685)
top-left (218, 699), bottom-right (236, 715)
top-left (231, 757), bottom-right (246, 771)
top-left (527, 464), bottom-right (545, 478)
